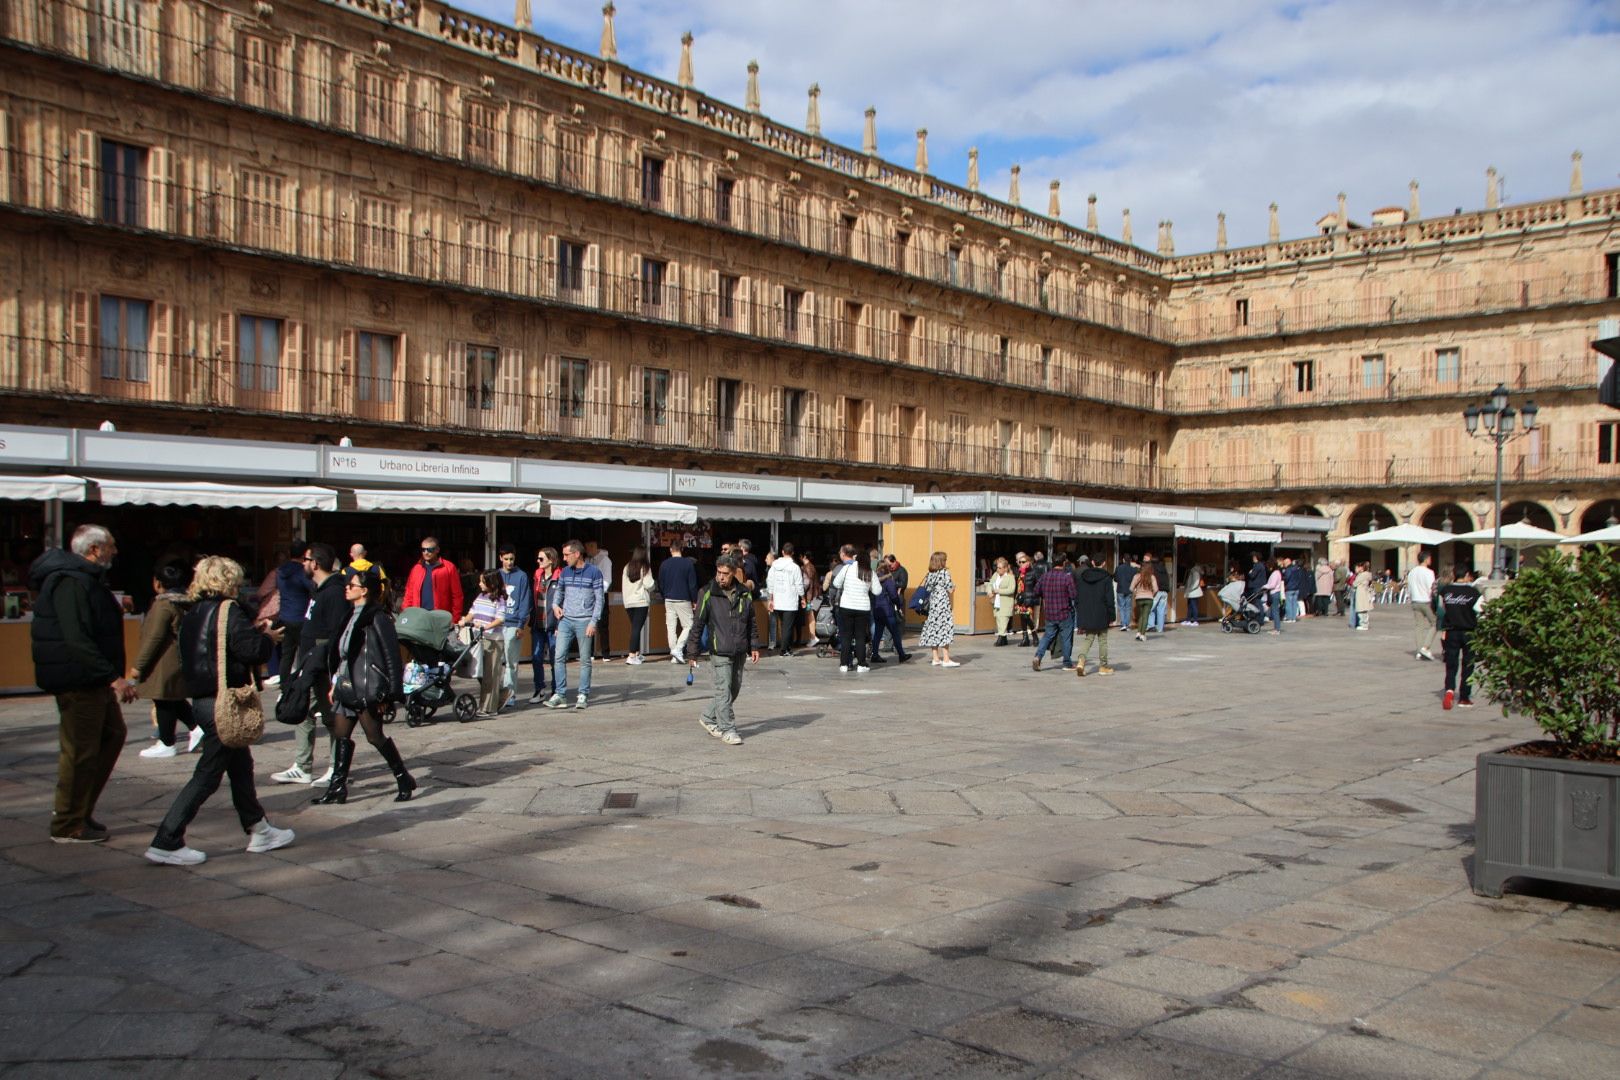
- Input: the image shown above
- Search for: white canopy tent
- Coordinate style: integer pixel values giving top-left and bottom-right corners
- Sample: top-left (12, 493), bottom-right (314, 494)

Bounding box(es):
top-left (351, 489), bottom-right (542, 514)
top-left (93, 479), bottom-right (338, 511)
top-left (547, 498), bottom-right (698, 524)
top-left (0, 474), bottom-right (86, 502)
top-left (1339, 524), bottom-right (1455, 550)
top-left (1452, 521), bottom-right (1566, 547)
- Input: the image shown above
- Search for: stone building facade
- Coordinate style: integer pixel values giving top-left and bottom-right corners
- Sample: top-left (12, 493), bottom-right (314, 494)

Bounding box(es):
top-left (0, 0), bottom-right (1616, 552)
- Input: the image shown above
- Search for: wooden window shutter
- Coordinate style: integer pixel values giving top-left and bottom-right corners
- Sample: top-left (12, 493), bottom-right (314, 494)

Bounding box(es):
top-left (146, 146), bottom-right (172, 231)
top-left (1578, 421), bottom-right (1595, 464)
top-left (737, 275), bottom-right (752, 335)
top-left (214, 311), bottom-right (237, 407)
top-left (150, 302), bottom-right (175, 401)
top-left (283, 319), bottom-right (307, 413)
top-left (583, 243), bottom-right (600, 307)
top-left (770, 386), bottom-right (784, 446)
top-left (444, 339), bottom-right (465, 428)
top-left (706, 268), bottom-right (719, 327)
top-left (497, 347), bottom-right (522, 431)
top-left (627, 362), bottom-right (644, 409)
top-left (70, 129), bottom-right (96, 217)
top-left (668, 369), bottom-right (689, 442)
top-left (802, 290), bottom-right (817, 347)
top-left (68, 291), bottom-right (94, 381)
top-left (539, 353), bottom-right (560, 433)
top-left (587, 360), bottom-right (610, 439)
top-left (773, 283), bottom-right (785, 338)
top-left (0, 111), bottom-right (13, 204)
top-left (627, 253), bottom-right (642, 315)
top-left (334, 328), bottom-right (356, 415)
top-left (739, 381), bottom-right (758, 452)
top-left (668, 258), bottom-right (683, 323)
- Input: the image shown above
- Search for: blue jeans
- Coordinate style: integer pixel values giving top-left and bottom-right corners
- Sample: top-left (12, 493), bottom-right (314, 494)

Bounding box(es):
top-left (1269, 591), bottom-right (1283, 631)
top-left (1035, 613), bottom-right (1075, 666)
top-left (1149, 592), bottom-right (1167, 633)
top-left (1285, 590), bottom-right (1299, 621)
top-left (873, 609), bottom-right (907, 659)
top-left (552, 617), bottom-right (593, 698)
top-left (529, 623), bottom-right (554, 693)
top-left (1116, 592), bottom-right (1131, 627)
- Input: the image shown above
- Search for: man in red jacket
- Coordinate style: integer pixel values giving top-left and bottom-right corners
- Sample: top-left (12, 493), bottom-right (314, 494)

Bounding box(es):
top-left (402, 536), bottom-right (464, 617)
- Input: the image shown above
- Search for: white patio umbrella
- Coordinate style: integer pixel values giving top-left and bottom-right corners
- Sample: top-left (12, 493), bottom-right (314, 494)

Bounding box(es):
top-left (1568, 524), bottom-right (1620, 544)
top-left (1452, 521), bottom-right (1566, 546)
top-left (1338, 524), bottom-right (1456, 551)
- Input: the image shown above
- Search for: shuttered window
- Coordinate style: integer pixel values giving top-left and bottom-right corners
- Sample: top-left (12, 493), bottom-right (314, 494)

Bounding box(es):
top-left (98, 295), bottom-right (150, 381)
top-left (238, 315), bottom-right (282, 392)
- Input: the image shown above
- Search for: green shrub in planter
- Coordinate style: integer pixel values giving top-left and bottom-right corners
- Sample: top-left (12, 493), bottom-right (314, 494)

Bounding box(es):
top-left (1472, 547), bottom-right (1620, 761)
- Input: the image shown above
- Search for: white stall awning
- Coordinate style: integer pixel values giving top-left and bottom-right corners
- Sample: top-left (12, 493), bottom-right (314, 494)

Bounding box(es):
top-left (1071, 521), bottom-right (1131, 536)
top-left (94, 479), bottom-right (338, 511)
top-left (1174, 524), bottom-right (1229, 542)
top-left (788, 507), bottom-right (890, 525)
top-left (0, 474), bottom-right (86, 502)
top-left (1231, 529), bottom-right (1282, 544)
top-left (353, 489), bottom-right (542, 514)
top-left (692, 503), bottom-right (786, 523)
top-left (548, 498), bottom-right (697, 523)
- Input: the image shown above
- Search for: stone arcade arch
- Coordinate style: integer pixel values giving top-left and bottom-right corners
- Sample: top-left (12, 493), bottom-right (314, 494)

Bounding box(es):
top-left (1346, 502), bottom-right (1398, 574)
top-left (1497, 500), bottom-right (1559, 574)
top-left (1420, 502), bottom-right (1477, 578)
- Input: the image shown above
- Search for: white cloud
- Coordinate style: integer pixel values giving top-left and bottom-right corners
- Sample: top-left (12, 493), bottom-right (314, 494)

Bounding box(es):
top-left (459, 0), bottom-right (1620, 251)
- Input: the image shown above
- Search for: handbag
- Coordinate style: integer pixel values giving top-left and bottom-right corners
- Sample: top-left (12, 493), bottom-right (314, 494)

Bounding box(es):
top-left (908, 581), bottom-right (931, 615)
top-left (213, 601), bottom-right (266, 748)
top-left (274, 661), bottom-right (315, 726)
top-left (455, 627), bottom-right (484, 679)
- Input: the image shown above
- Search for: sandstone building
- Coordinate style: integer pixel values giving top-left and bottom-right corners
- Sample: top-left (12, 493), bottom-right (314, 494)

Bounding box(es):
top-left (0, 0), bottom-right (1616, 574)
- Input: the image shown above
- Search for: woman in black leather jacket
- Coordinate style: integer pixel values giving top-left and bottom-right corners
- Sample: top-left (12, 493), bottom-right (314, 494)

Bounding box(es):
top-left (314, 566), bottom-right (413, 804)
top-left (146, 556), bottom-right (295, 866)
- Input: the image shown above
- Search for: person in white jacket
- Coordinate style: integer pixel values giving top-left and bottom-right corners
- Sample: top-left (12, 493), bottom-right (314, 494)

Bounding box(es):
top-left (620, 548), bottom-right (654, 665)
top-left (831, 544), bottom-right (881, 672)
top-left (765, 543), bottom-right (805, 657)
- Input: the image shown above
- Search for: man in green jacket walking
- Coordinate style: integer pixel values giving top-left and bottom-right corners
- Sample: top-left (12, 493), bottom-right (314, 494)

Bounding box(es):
top-left (29, 525), bottom-right (138, 843)
top-left (686, 556), bottom-right (759, 746)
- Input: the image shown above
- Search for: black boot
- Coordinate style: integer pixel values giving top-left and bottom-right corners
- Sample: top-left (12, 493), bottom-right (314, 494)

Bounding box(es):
top-left (994, 635), bottom-right (1008, 647)
top-left (313, 738), bottom-right (354, 805)
top-left (1019, 631), bottom-right (1032, 647)
top-left (377, 737), bottom-right (417, 802)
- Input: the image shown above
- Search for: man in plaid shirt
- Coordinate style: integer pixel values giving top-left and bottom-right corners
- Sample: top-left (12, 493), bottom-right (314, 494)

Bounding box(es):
top-left (1031, 553), bottom-right (1078, 671)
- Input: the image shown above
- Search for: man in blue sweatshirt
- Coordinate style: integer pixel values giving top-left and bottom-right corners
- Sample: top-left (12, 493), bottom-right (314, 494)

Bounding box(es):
top-left (543, 540), bottom-right (605, 711)
top-left (496, 544), bottom-right (532, 709)
top-left (657, 540), bottom-right (700, 661)
top-left (272, 541), bottom-right (313, 681)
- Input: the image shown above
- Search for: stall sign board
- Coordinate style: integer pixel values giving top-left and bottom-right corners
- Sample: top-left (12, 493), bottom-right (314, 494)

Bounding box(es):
top-left (908, 492), bottom-right (989, 512)
top-left (519, 460), bottom-right (668, 496)
top-left (1072, 497), bottom-right (1137, 521)
top-left (1136, 504), bottom-right (1197, 523)
top-left (0, 426), bottom-right (73, 467)
top-left (996, 494), bottom-right (1072, 515)
top-left (800, 479), bottom-right (906, 506)
top-left (325, 448), bottom-right (512, 487)
top-left (1245, 512), bottom-right (1292, 529)
top-left (674, 471), bottom-right (798, 500)
top-left (83, 432), bottom-right (320, 477)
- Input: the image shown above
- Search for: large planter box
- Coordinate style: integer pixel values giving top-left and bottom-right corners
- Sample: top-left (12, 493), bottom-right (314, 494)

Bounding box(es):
top-left (1474, 748), bottom-right (1620, 897)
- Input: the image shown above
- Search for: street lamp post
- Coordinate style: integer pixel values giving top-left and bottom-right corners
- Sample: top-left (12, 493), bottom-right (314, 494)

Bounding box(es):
top-left (1463, 383), bottom-right (1538, 579)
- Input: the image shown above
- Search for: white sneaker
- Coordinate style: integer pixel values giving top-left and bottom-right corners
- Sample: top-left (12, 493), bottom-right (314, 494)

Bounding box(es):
top-left (939, 660), bottom-right (961, 668)
top-left (720, 730), bottom-right (743, 745)
top-left (270, 765), bottom-right (312, 784)
top-left (670, 657), bottom-right (683, 665)
top-left (138, 741), bottom-right (178, 759)
top-left (931, 659), bottom-right (942, 666)
top-left (262, 675), bottom-right (281, 688)
top-left (626, 655), bottom-right (644, 665)
top-left (187, 726), bottom-right (206, 753)
top-left (245, 820), bottom-right (295, 854)
top-left (839, 665), bottom-right (849, 673)
top-left (856, 665), bottom-right (870, 673)
top-left (145, 845), bottom-right (207, 866)
top-left (313, 767), bottom-right (334, 786)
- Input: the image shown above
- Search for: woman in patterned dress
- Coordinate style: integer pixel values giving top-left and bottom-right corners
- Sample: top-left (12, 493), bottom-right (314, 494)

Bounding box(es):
top-left (917, 551), bottom-right (960, 668)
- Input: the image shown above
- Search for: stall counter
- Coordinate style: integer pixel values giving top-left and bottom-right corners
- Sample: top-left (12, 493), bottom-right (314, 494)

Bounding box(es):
top-left (1, 617), bottom-right (143, 695)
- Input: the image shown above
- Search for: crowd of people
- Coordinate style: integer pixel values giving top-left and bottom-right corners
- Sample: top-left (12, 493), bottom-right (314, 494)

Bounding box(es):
top-left (28, 522), bottom-right (1485, 865)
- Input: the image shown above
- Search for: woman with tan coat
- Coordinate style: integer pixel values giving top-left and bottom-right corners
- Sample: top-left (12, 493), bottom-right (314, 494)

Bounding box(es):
top-left (129, 559), bottom-right (203, 759)
top-left (988, 557), bottom-right (1017, 645)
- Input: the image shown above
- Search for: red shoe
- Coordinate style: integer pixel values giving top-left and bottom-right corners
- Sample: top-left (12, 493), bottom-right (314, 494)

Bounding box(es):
top-left (1442, 689), bottom-right (1455, 710)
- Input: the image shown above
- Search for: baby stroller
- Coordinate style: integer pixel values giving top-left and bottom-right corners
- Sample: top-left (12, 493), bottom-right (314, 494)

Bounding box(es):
top-left (807, 596), bottom-right (839, 659)
top-left (1219, 587), bottom-right (1266, 635)
top-left (396, 607), bottom-right (481, 725)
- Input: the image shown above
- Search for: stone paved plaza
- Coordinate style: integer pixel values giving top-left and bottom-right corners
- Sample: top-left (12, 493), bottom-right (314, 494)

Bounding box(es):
top-left (1, 614), bottom-right (1617, 1078)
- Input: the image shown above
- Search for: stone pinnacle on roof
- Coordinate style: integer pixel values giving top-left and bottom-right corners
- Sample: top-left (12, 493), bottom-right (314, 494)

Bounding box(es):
top-left (806, 84), bottom-right (821, 137)
top-left (915, 129), bottom-right (929, 175)
top-left (1571, 150), bottom-right (1583, 194)
top-left (1086, 193), bottom-right (1098, 230)
top-left (746, 61), bottom-right (761, 114)
top-left (967, 147), bottom-right (979, 192)
top-left (1268, 202), bottom-right (1279, 242)
top-left (1157, 220), bottom-right (1174, 255)
top-left (1216, 211), bottom-right (1227, 251)
top-left (1048, 180), bottom-right (1060, 219)
top-left (599, 2), bottom-right (618, 61)
top-left (1409, 180), bottom-right (1420, 220)
top-left (863, 107), bottom-right (877, 156)
top-left (677, 31), bottom-right (694, 89)
top-left (514, 0), bottom-right (531, 32)
top-left (1336, 192), bottom-right (1348, 232)
top-left (1122, 207), bottom-right (1132, 244)
top-left (1009, 164), bottom-right (1021, 206)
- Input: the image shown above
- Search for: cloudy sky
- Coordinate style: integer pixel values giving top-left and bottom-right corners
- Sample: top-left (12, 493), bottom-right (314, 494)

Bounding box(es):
top-left (462, 0), bottom-right (1619, 252)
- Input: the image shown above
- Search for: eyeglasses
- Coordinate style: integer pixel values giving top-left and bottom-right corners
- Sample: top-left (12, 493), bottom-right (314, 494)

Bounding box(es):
top-left (421, 548), bottom-right (438, 554)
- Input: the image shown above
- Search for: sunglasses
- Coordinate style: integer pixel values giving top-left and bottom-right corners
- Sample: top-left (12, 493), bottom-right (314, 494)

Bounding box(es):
top-left (421, 548), bottom-right (439, 554)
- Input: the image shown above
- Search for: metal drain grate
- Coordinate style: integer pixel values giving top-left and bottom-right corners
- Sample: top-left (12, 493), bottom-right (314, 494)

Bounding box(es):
top-left (603, 791), bottom-right (639, 810)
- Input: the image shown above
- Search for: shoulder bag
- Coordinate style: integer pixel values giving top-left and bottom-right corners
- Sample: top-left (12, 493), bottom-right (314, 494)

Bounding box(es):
top-left (213, 601), bottom-right (266, 748)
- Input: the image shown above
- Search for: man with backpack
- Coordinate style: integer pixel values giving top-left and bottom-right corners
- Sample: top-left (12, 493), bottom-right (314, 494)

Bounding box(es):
top-left (686, 556), bottom-right (758, 745)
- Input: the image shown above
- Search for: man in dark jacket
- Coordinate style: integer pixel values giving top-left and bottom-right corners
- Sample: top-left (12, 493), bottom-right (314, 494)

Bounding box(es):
top-left (1437, 567), bottom-right (1482, 710)
top-left (30, 524), bottom-right (136, 843)
top-left (272, 541), bottom-right (313, 678)
top-left (272, 543), bottom-right (346, 785)
top-left (1074, 560), bottom-right (1118, 677)
top-left (1031, 554), bottom-right (1078, 671)
top-left (1113, 554), bottom-right (1137, 629)
top-left (686, 557), bottom-right (758, 746)
top-left (1246, 551), bottom-right (1269, 601)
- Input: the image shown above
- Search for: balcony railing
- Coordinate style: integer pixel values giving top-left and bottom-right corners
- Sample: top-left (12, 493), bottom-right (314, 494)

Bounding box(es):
top-left (1176, 452), bottom-right (1618, 493)
top-left (1169, 353), bottom-right (1598, 413)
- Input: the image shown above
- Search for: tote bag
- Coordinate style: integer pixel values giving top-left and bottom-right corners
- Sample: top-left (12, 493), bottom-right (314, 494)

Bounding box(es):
top-left (213, 602), bottom-right (266, 748)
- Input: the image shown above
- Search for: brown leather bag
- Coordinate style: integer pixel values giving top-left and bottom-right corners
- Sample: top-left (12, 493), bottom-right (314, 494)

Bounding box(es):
top-left (212, 601), bottom-right (265, 749)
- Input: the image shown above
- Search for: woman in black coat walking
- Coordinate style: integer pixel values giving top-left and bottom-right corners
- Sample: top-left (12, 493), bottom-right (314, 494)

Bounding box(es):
top-left (145, 556), bottom-right (295, 866)
top-left (314, 566), bottom-right (413, 805)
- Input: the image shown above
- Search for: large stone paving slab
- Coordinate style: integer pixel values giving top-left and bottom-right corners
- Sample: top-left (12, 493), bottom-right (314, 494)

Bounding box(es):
top-left (1, 615), bottom-right (1616, 1077)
